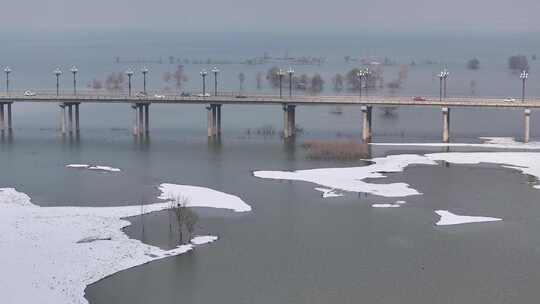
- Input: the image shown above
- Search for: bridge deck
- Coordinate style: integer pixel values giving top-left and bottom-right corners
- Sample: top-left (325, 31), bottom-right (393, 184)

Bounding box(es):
top-left (0, 93), bottom-right (539, 108)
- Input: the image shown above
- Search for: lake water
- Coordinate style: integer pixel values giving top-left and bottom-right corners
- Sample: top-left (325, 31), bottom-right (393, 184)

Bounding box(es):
top-left (2, 31), bottom-right (540, 303)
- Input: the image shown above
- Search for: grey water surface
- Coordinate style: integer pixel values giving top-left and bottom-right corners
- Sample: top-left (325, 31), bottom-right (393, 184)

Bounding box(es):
top-left (2, 31), bottom-right (540, 304)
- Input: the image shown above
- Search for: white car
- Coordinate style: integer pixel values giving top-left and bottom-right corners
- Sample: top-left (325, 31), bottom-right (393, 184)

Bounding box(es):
top-left (24, 90), bottom-right (36, 96)
top-left (197, 93), bottom-right (211, 97)
top-left (503, 97), bottom-right (516, 102)
top-left (153, 94), bottom-right (165, 99)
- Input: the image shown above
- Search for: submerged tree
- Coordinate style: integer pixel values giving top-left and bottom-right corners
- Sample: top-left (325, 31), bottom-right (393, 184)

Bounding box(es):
top-left (332, 73), bottom-right (344, 92)
top-left (238, 72), bottom-right (246, 91)
top-left (508, 55), bottom-right (529, 72)
top-left (164, 65), bottom-right (189, 91)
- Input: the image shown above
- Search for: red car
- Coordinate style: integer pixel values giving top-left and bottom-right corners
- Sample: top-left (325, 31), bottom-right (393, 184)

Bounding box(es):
top-left (413, 96), bottom-right (426, 101)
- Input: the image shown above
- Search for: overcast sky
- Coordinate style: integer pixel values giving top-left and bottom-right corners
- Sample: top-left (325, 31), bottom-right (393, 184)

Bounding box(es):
top-left (4, 0), bottom-right (540, 33)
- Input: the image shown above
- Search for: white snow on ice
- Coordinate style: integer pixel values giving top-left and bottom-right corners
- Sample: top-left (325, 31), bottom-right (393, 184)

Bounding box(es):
top-left (0, 183), bottom-right (250, 304)
top-left (254, 154), bottom-right (437, 197)
top-left (372, 200), bottom-right (406, 208)
top-left (191, 235), bottom-right (219, 245)
top-left (314, 187), bottom-right (344, 198)
top-left (66, 164), bottom-right (121, 172)
top-left (158, 183), bottom-right (252, 212)
top-left (435, 210), bottom-right (502, 226)
top-left (370, 137), bottom-right (540, 150)
top-left (254, 152), bottom-right (540, 197)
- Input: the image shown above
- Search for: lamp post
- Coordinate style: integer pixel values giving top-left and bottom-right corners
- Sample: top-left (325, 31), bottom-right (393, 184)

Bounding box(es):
top-left (211, 67), bottom-right (219, 96)
top-left (278, 69), bottom-right (284, 98)
top-left (356, 70), bottom-right (365, 98)
top-left (363, 68), bottom-right (370, 98)
top-left (200, 69), bottom-right (208, 97)
top-left (520, 70), bottom-right (529, 103)
top-left (70, 66), bottom-right (78, 95)
top-left (287, 67), bottom-right (294, 98)
top-left (126, 69), bottom-right (134, 96)
top-left (54, 68), bottom-right (62, 96)
top-left (443, 68), bottom-right (449, 99)
top-left (438, 70), bottom-right (444, 102)
top-left (4, 67), bottom-right (11, 95)
top-left (141, 67), bottom-right (149, 94)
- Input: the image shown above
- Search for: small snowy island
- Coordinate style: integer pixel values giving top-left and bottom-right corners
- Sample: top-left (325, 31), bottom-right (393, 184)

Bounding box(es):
top-left (0, 184), bottom-right (250, 304)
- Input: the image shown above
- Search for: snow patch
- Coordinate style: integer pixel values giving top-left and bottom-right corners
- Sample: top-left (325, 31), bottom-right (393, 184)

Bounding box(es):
top-left (66, 164), bottom-right (121, 172)
top-left (435, 210), bottom-right (502, 226)
top-left (0, 185), bottom-right (238, 304)
top-left (254, 154), bottom-right (436, 197)
top-left (158, 183), bottom-right (252, 212)
top-left (372, 200), bottom-right (406, 208)
top-left (370, 137), bottom-right (540, 150)
top-left (255, 152), bottom-right (540, 197)
top-left (191, 235), bottom-right (219, 245)
top-left (314, 187), bottom-right (344, 198)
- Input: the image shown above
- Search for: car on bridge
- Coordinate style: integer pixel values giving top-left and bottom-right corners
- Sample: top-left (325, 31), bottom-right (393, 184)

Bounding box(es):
top-left (413, 96), bottom-right (426, 101)
top-left (24, 90), bottom-right (36, 96)
top-left (503, 97), bottom-right (516, 102)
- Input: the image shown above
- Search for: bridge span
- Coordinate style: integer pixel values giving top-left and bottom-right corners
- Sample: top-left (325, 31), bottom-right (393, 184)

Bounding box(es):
top-left (0, 92), bottom-right (537, 142)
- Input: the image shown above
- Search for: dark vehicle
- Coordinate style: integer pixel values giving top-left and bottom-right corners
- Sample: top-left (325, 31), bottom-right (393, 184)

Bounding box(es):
top-left (180, 92), bottom-right (191, 97)
top-left (413, 96), bottom-right (426, 101)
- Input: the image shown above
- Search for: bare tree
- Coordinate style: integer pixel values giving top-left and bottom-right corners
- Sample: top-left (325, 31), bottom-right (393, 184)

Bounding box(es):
top-left (238, 72), bottom-right (246, 91)
top-left (266, 67), bottom-right (281, 88)
top-left (332, 74), bottom-right (344, 92)
top-left (467, 58), bottom-right (480, 70)
top-left (346, 68), bottom-right (361, 91)
top-left (508, 55), bottom-right (529, 71)
top-left (309, 74), bottom-right (324, 94)
top-left (256, 72), bottom-right (263, 90)
top-left (164, 65), bottom-right (189, 92)
top-left (105, 73), bottom-right (125, 92)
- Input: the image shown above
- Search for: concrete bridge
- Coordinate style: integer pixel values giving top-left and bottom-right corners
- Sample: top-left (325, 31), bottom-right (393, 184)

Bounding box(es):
top-left (0, 92), bottom-right (538, 142)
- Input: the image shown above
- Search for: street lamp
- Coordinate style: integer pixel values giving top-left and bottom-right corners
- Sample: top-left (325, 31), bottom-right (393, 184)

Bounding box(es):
top-left (287, 67), bottom-right (294, 98)
top-left (54, 67), bottom-right (62, 96)
top-left (4, 67), bottom-right (12, 95)
top-left (356, 70), bottom-right (365, 98)
top-left (437, 70), bottom-right (444, 102)
top-left (141, 67), bottom-right (149, 94)
top-left (211, 67), bottom-right (219, 96)
top-left (442, 68), bottom-right (449, 99)
top-left (520, 70), bottom-right (529, 103)
top-left (70, 66), bottom-right (78, 95)
top-left (200, 69), bottom-right (208, 97)
top-left (363, 68), bottom-right (370, 97)
top-left (125, 69), bottom-right (134, 96)
top-left (277, 69), bottom-right (284, 98)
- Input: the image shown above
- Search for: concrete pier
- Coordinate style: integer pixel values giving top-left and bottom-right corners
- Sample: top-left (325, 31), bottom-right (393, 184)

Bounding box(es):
top-left (138, 104), bottom-right (144, 136)
top-left (60, 104), bottom-right (66, 134)
top-left (7, 103), bottom-right (12, 131)
top-left (0, 104), bottom-right (4, 132)
top-left (144, 104), bottom-right (150, 134)
top-left (525, 108), bottom-right (531, 143)
top-left (442, 107), bottom-right (450, 143)
top-left (206, 104), bottom-right (222, 137)
top-left (216, 104), bottom-right (222, 135)
top-left (283, 104), bottom-right (296, 138)
top-left (361, 105), bottom-right (372, 142)
top-left (68, 105), bottom-right (73, 133)
top-left (75, 103), bottom-right (80, 133)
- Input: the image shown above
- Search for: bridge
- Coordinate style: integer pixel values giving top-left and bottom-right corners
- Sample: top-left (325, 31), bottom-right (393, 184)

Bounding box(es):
top-left (0, 91), bottom-right (538, 143)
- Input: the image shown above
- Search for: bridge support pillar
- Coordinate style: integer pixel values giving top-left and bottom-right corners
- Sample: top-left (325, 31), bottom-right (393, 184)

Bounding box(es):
top-left (68, 104), bottom-right (73, 133)
top-left (75, 103), bottom-right (80, 133)
top-left (0, 103), bottom-right (4, 132)
top-left (442, 107), bottom-right (450, 143)
top-left (216, 104), bottom-right (222, 135)
top-left (7, 103), bottom-right (12, 132)
top-left (361, 105), bottom-right (372, 142)
top-left (144, 104), bottom-right (150, 134)
top-left (283, 104), bottom-right (296, 138)
top-left (207, 104), bottom-right (221, 137)
top-left (524, 108), bottom-right (531, 143)
top-left (60, 104), bottom-right (67, 134)
top-left (207, 105), bottom-right (214, 137)
top-left (138, 104), bottom-right (145, 136)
